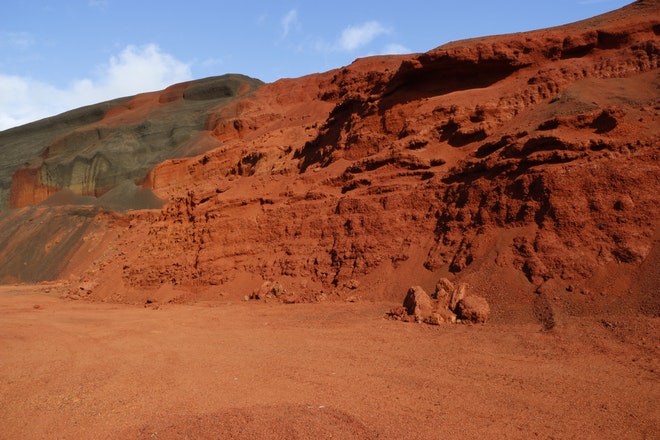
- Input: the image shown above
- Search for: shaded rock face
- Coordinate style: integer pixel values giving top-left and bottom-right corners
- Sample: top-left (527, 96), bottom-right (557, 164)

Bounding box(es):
top-left (0, 205), bottom-right (110, 283)
top-left (403, 286), bottom-right (433, 318)
top-left (0, 1), bottom-right (657, 319)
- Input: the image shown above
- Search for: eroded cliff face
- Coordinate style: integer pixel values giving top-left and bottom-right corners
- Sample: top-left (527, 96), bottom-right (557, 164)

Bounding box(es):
top-left (0, 1), bottom-right (657, 320)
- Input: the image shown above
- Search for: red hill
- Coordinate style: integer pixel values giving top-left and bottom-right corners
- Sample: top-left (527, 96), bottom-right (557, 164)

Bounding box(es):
top-left (0, 0), bottom-right (657, 324)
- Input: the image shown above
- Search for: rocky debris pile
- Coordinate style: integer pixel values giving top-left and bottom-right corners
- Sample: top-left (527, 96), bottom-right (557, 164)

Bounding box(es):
top-left (249, 280), bottom-right (289, 301)
top-left (248, 280), bottom-right (324, 304)
top-left (62, 281), bottom-right (97, 300)
top-left (388, 278), bottom-right (490, 324)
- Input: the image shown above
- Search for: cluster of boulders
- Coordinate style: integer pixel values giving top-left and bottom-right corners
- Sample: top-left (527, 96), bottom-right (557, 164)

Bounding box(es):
top-left (247, 280), bottom-right (321, 304)
top-left (389, 279), bottom-right (490, 324)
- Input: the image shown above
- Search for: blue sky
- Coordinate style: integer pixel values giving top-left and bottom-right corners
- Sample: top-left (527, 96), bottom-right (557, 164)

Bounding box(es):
top-left (0, 0), bottom-right (631, 130)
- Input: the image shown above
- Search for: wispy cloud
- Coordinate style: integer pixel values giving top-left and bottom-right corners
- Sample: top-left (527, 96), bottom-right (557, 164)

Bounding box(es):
top-left (338, 21), bottom-right (390, 51)
top-left (382, 43), bottom-right (410, 55)
top-left (0, 31), bottom-right (34, 51)
top-left (88, 0), bottom-right (109, 9)
top-left (0, 44), bottom-right (191, 130)
top-left (200, 56), bottom-right (224, 68)
top-left (281, 9), bottom-right (300, 38)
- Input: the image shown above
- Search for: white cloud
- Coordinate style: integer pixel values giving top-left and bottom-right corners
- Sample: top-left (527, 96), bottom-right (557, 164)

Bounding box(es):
top-left (382, 43), bottom-right (411, 55)
top-left (338, 21), bottom-right (389, 51)
top-left (281, 9), bottom-right (299, 38)
top-left (87, 44), bottom-right (191, 100)
top-left (0, 74), bottom-right (74, 129)
top-left (0, 44), bottom-right (191, 131)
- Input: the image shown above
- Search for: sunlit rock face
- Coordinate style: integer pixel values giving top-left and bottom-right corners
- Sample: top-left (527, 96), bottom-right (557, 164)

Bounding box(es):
top-left (0, 1), bottom-right (657, 320)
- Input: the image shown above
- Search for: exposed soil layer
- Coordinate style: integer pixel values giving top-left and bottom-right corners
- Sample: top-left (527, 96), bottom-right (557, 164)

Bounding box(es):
top-left (0, 285), bottom-right (658, 439)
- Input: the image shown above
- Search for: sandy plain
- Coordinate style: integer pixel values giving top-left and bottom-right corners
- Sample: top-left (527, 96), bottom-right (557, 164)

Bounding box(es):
top-left (0, 284), bottom-right (657, 439)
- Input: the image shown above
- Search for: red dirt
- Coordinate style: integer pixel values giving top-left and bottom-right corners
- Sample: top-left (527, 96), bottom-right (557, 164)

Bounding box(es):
top-left (1, 285), bottom-right (658, 439)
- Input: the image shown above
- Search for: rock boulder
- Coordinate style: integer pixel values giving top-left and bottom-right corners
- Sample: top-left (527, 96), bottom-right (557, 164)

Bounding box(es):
top-left (403, 286), bottom-right (433, 319)
top-left (455, 296), bottom-right (491, 323)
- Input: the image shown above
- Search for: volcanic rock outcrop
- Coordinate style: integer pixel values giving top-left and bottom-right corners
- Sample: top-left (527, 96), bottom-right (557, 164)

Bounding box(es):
top-left (0, 1), bottom-right (657, 323)
top-left (0, 74), bottom-right (263, 211)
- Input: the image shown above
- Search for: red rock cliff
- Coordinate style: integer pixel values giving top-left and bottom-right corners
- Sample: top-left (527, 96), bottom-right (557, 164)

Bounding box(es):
top-left (0, 1), bottom-right (657, 319)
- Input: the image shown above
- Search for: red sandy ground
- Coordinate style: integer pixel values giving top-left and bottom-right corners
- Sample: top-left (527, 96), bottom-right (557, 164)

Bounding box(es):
top-left (0, 284), bottom-right (657, 439)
